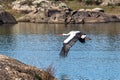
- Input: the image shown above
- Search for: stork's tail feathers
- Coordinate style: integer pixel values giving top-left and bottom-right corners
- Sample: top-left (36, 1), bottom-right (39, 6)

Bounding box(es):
top-left (59, 44), bottom-right (70, 57)
top-left (60, 47), bottom-right (67, 57)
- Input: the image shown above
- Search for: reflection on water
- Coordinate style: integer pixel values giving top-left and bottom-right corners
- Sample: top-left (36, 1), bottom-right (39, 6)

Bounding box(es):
top-left (0, 22), bottom-right (120, 80)
top-left (0, 22), bottom-right (120, 34)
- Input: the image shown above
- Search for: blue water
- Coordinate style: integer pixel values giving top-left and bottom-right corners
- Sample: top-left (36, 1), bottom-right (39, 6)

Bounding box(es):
top-left (0, 23), bottom-right (120, 80)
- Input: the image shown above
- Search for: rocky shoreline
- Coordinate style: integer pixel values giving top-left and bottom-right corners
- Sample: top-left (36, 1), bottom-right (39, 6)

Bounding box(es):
top-left (14, 0), bottom-right (120, 24)
top-left (0, 0), bottom-right (120, 24)
top-left (17, 8), bottom-right (120, 24)
top-left (0, 54), bottom-right (56, 80)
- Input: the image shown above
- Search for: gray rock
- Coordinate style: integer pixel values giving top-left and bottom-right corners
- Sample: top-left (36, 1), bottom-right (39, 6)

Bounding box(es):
top-left (0, 10), bottom-right (17, 24)
top-left (117, 15), bottom-right (120, 19)
top-left (0, 54), bottom-right (56, 80)
top-left (92, 8), bottom-right (104, 12)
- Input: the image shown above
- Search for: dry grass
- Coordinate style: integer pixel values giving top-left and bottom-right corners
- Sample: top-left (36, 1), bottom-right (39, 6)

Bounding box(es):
top-left (44, 64), bottom-right (56, 80)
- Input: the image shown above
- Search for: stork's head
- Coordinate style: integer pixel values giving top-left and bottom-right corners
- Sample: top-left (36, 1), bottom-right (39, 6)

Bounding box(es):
top-left (78, 33), bottom-right (91, 43)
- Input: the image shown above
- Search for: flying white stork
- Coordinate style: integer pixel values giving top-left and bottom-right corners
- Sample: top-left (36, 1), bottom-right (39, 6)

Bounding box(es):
top-left (60, 31), bottom-right (91, 57)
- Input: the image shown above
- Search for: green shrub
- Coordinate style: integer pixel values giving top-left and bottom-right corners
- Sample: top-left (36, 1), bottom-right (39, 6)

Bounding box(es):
top-left (82, 0), bottom-right (102, 5)
top-left (82, 0), bottom-right (92, 5)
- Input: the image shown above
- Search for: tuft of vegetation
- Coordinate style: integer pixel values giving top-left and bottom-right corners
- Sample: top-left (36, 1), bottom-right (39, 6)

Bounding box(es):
top-left (34, 64), bottom-right (56, 80)
top-left (44, 64), bottom-right (55, 80)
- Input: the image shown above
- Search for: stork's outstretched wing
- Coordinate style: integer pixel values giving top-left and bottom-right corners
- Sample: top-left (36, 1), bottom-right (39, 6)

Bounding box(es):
top-left (60, 36), bottom-right (78, 57)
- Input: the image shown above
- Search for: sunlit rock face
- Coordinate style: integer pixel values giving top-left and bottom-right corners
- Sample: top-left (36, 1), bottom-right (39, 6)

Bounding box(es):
top-left (0, 5), bottom-right (17, 24)
top-left (0, 54), bottom-right (56, 80)
top-left (12, 0), bottom-right (68, 13)
top-left (12, 0), bottom-right (120, 24)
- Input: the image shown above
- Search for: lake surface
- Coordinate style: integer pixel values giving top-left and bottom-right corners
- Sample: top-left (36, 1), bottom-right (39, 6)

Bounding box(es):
top-left (0, 22), bottom-right (120, 80)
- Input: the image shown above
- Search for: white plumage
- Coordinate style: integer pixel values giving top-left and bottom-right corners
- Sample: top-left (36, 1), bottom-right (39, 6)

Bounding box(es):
top-left (60, 31), bottom-right (89, 57)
